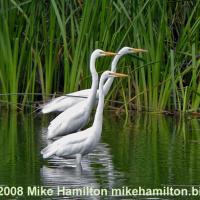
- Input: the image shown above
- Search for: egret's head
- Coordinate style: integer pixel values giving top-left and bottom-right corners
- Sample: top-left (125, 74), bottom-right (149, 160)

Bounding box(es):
top-left (102, 70), bottom-right (128, 81)
top-left (118, 47), bottom-right (148, 55)
top-left (92, 49), bottom-right (117, 58)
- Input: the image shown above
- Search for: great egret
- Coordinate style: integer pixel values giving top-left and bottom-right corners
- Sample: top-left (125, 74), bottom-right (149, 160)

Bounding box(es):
top-left (41, 71), bottom-right (128, 164)
top-left (41, 49), bottom-right (117, 114)
top-left (46, 50), bottom-right (117, 139)
top-left (41, 47), bottom-right (147, 113)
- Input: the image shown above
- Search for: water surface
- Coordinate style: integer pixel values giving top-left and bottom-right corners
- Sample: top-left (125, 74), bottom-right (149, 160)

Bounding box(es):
top-left (0, 111), bottom-right (200, 199)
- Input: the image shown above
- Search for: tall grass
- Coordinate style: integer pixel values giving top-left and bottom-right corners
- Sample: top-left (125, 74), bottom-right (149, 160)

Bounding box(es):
top-left (0, 0), bottom-right (199, 113)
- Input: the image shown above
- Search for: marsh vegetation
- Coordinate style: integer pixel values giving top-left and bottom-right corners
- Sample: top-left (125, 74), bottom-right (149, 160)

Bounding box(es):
top-left (0, 0), bottom-right (199, 113)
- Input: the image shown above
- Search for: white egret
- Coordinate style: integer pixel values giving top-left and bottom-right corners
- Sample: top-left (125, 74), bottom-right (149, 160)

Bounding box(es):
top-left (46, 50), bottom-right (117, 139)
top-left (41, 47), bottom-right (147, 113)
top-left (41, 49), bottom-right (117, 114)
top-left (41, 71), bottom-right (128, 164)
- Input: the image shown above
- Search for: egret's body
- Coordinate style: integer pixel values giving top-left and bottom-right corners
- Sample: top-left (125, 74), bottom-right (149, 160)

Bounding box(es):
top-left (47, 100), bottom-right (88, 139)
top-left (41, 71), bottom-right (127, 164)
top-left (46, 50), bottom-right (116, 139)
top-left (41, 90), bottom-right (89, 113)
top-left (41, 47), bottom-right (147, 113)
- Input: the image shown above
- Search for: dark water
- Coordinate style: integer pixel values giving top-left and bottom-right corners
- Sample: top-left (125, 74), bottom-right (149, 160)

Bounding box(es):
top-left (0, 111), bottom-right (200, 199)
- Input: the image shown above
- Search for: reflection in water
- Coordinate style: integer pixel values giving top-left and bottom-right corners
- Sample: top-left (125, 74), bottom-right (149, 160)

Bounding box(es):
top-left (102, 112), bottom-right (200, 187)
top-left (0, 111), bottom-right (200, 199)
top-left (40, 143), bottom-right (124, 199)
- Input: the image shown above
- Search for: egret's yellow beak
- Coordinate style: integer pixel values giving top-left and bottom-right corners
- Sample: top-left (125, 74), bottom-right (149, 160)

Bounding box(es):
top-left (110, 72), bottom-right (128, 77)
top-left (104, 51), bottom-right (118, 56)
top-left (131, 48), bottom-right (148, 53)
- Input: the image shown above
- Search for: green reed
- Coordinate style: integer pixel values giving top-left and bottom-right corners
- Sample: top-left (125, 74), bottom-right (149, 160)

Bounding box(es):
top-left (0, 0), bottom-right (199, 112)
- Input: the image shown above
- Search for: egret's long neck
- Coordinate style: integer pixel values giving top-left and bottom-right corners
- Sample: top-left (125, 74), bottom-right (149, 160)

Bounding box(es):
top-left (93, 76), bottom-right (105, 129)
top-left (86, 54), bottom-right (98, 112)
top-left (103, 54), bottom-right (122, 96)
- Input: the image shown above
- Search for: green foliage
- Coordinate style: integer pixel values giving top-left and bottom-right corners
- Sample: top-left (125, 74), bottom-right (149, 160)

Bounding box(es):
top-left (0, 0), bottom-right (199, 112)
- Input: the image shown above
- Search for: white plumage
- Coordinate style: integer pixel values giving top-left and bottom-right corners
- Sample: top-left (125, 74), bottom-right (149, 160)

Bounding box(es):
top-left (46, 49), bottom-right (116, 139)
top-left (41, 47), bottom-right (147, 114)
top-left (41, 90), bottom-right (89, 114)
top-left (41, 71), bottom-right (128, 164)
top-left (47, 100), bottom-right (89, 139)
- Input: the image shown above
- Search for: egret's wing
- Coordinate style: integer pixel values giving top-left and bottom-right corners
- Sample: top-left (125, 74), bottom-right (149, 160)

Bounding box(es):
top-left (66, 89), bottom-right (91, 97)
top-left (47, 101), bottom-right (88, 138)
top-left (41, 128), bottom-right (91, 158)
top-left (49, 100), bottom-right (87, 126)
top-left (40, 89), bottom-right (91, 113)
top-left (40, 96), bottom-right (67, 110)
